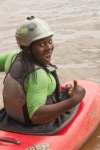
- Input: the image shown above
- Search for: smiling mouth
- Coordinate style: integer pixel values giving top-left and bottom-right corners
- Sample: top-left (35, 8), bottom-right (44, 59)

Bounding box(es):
top-left (43, 54), bottom-right (51, 61)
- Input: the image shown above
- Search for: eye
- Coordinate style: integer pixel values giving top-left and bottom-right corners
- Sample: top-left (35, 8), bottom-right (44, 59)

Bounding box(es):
top-left (39, 43), bottom-right (44, 47)
top-left (49, 40), bottom-right (52, 44)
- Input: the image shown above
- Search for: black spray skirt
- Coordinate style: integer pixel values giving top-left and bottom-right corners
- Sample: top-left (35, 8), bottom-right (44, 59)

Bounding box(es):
top-left (0, 104), bottom-right (79, 135)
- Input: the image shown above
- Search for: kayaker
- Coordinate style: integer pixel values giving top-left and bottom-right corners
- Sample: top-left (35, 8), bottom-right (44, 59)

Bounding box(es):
top-left (0, 16), bottom-right (86, 134)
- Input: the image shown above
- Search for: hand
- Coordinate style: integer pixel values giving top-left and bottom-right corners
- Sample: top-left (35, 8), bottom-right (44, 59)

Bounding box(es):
top-left (61, 84), bottom-right (73, 100)
top-left (68, 80), bottom-right (78, 96)
top-left (68, 80), bottom-right (86, 105)
top-left (66, 84), bottom-right (73, 91)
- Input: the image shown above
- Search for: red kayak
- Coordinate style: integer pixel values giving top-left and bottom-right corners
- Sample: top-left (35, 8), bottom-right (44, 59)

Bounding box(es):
top-left (0, 80), bottom-right (100, 150)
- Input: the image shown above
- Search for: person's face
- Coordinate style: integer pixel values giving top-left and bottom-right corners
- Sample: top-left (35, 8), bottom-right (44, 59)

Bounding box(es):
top-left (31, 36), bottom-right (54, 66)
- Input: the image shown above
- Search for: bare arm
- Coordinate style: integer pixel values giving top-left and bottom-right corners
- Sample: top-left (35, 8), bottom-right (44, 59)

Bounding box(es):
top-left (31, 80), bottom-right (86, 124)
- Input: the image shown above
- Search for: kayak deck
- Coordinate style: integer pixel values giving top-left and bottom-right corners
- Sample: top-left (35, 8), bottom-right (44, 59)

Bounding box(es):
top-left (0, 80), bottom-right (100, 150)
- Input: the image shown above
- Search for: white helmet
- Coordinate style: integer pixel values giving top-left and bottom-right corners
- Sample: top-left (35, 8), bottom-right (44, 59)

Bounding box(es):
top-left (15, 16), bottom-right (54, 46)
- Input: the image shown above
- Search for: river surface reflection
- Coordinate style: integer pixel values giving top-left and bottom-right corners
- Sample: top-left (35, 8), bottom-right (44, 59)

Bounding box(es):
top-left (0, 0), bottom-right (100, 149)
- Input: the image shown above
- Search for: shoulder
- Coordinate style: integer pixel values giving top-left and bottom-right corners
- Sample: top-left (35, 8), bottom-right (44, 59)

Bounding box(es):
top-left (28, 69), bottom-right (48, 83)
top-left (24, 69), bottom-right (49, 92)
top-left (4, 50), bottom-right (20, 73)
top-left (6, 51), bottom-right (19, 60)
top-left (36, 68), bottom-right (47, 75)
top-left (1, 51), bottom-right (19, 58)
top-left (1, 51), bottom-right (19, 65)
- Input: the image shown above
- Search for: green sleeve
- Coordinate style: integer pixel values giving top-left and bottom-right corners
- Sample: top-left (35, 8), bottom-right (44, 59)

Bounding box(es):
top-left (0, 52), bottom-right (12, 72)
top-left (24, 69), bottom-right (56, 118)
top-left (0, 51), bottom-right (18, 73)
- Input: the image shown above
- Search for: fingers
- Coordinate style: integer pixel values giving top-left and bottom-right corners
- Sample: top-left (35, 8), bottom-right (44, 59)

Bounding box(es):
top-left (68, 80), bottom-right (84, 96)
top-left (67, 80), bottom-right (77, 96)
top-left (68, 88), bottom-right (73, 96)
top-left (73, 80), bottom-right (78, 89)
top-left (66, 84), bottom-right (72, 90)
top-left (68, 80), bottom-right (85, 96)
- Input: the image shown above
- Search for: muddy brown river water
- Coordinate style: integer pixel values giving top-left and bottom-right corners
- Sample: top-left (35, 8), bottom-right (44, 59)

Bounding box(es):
top-left (0, 0), bottom-right (100, 149)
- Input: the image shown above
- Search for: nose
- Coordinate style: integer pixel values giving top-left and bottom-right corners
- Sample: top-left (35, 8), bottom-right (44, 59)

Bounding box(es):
top-left (45, 43), bottom-right (53, 51)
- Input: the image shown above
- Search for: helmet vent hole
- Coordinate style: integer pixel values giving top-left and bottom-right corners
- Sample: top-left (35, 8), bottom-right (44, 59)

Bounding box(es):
top-left (28, 23), bottom-right (37, 31)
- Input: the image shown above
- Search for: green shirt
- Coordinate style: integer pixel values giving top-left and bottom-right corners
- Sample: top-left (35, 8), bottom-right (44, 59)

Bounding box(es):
top-left (0, 51), bottom-right (56, 118)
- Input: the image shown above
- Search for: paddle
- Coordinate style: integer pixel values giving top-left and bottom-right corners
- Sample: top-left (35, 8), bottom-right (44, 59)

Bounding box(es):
top-left (0, 137), bottom-right (21, 145)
